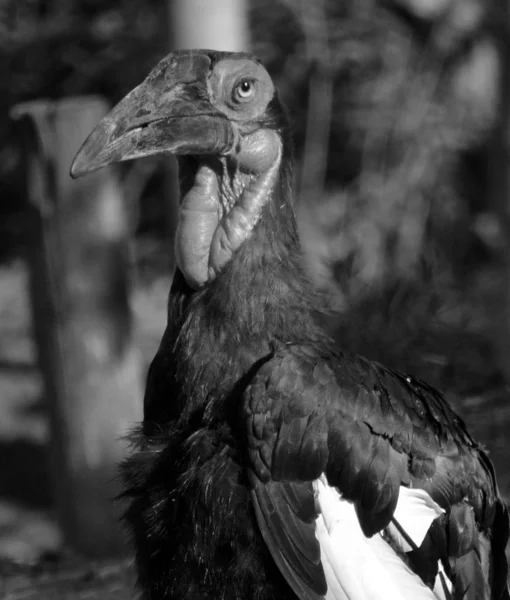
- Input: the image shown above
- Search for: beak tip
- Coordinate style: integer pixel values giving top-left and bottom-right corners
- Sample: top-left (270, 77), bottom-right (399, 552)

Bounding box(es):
top-left (69, 162), bottom-right (81, 179)
top-left (69, 155), bottom-right (93, 179)
top-left (69, 119), bottom-right (114, 179)
top-left (70, 141), bottom-right (106, 179)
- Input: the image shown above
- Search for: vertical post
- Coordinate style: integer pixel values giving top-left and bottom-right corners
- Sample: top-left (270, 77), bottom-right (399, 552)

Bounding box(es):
top-left (169, 0), bottom-right (250, 51)
top-left (11, 97), bottom-right (143, 557)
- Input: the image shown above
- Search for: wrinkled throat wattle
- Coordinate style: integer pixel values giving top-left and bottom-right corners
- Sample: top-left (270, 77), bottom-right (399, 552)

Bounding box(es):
top-left (175, 130), bottom-right (282, 289)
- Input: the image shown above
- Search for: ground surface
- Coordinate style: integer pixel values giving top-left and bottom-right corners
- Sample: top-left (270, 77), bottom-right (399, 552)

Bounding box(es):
top-left (2, 557), bottom-right (135, 600)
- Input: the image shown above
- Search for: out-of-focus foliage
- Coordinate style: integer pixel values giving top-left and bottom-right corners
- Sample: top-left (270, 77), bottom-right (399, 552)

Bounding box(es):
top-left (256, 0), bottom-right (505, 302)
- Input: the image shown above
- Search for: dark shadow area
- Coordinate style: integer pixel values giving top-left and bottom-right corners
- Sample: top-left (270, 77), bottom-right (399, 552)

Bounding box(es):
top-left (0, 439), bottom-right (53, 509)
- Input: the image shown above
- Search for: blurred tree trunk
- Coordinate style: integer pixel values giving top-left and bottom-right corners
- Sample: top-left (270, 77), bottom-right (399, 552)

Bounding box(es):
top-left (161, 0), bottom-right (250, 272)
top-left (11, 97), bottom-right (143, 557)
top-left (487, 8), bottom-right (510, 384)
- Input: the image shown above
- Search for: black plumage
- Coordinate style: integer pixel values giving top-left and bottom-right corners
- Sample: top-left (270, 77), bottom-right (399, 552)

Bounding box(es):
top-left (71, 49), bottom-right (509, 600)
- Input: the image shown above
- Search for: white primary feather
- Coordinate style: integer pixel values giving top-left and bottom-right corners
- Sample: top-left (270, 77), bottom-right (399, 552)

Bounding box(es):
top-left (314, 476), bottom-right (451, 600)
top-left (388, 486), bottom-right (445, 552)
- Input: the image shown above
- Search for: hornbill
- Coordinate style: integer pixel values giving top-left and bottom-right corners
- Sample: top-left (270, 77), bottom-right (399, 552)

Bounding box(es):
top-left (71, 50), bottom-right (509, 600)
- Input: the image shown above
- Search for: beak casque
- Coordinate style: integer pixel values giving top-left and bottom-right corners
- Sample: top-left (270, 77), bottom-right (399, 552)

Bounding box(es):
top-left (70, 50), bottom-right (238, 178)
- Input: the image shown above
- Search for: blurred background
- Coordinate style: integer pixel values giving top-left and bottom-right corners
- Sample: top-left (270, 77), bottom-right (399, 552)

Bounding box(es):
top-left (2, 0), bottom-right (510, 597)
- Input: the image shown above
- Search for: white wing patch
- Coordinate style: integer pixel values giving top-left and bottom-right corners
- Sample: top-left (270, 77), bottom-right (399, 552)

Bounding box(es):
top-left (314, 476), bottom-right (452, 600)
top-left (388, 486), bottom-right (445, 552)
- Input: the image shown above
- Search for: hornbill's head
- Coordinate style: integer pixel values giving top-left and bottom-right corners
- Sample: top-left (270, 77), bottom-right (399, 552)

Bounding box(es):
top-left (71, 50), bottom-right (292, 290)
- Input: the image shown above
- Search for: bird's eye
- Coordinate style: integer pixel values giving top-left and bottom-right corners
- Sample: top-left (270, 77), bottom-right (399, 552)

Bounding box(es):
top-left (234, 79), bottom-right (255, 102)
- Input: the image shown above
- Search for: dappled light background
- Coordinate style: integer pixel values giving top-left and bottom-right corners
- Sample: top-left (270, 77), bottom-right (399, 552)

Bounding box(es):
top-left (2, 0), bottom-right (510, 596)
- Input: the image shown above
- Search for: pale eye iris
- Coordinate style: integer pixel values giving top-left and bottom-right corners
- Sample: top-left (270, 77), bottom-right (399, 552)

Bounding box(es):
top-left (235, 79), bottom-right (254, 100)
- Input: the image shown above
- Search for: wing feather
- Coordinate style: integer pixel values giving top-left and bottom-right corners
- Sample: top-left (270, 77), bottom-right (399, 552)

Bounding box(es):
top-left (250, 474), bottom-right (327, 599)
top-left (387, 487), bottom-right (445, 552)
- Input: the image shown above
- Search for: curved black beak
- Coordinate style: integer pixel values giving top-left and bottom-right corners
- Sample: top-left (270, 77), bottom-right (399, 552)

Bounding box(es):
top-left (70, 51), bottom-right (237, 178)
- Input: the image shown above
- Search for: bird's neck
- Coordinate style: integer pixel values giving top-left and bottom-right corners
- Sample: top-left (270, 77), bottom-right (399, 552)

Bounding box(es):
top-left (206, 201), bottom-right (319, 341)
top-left (162, 163), bottom-right (327, 424)
top-left (171, 204), bottom-right (321, 335)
